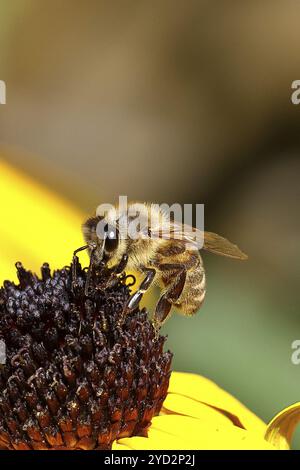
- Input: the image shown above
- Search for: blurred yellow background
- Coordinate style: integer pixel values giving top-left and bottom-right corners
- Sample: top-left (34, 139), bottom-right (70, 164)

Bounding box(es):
top-left (0, 0), bottom-right (300, 448)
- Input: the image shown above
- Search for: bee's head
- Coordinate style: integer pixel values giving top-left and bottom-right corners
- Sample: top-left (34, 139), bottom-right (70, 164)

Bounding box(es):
top-left (82, 202), bottom-right (152, 267)
top-left (82, 215), bottom-right (125, 266)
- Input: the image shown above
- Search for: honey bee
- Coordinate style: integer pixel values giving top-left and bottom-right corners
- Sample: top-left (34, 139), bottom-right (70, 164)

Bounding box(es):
top-left (78, 202), bottom-right (247, 331)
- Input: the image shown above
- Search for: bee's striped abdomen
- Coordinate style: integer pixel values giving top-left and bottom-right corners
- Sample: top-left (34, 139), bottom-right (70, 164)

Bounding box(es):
top-left (174, 254), bottom-right (206, 316)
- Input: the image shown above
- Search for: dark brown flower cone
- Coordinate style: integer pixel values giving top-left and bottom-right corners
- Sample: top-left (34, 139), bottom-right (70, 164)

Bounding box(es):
top-left (0, 258), bottom-right (172, 450)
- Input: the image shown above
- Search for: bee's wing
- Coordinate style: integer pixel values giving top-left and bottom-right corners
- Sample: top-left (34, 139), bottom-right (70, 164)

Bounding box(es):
top-left (148, 222), bottom-right (248, 260)
top-left (201, 231), bottom-right (248, 260)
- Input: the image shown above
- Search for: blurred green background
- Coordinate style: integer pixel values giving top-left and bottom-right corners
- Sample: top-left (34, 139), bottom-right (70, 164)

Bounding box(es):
top-left (0, 0), bottom-right (300, 447)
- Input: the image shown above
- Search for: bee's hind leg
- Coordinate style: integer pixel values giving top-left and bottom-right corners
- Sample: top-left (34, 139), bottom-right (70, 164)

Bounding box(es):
top-left (152, 297), bottom-right (172, 339)
top-left (152, 265), bottom-right (186, 337)
top-left (118, 267), bottom-right (156, 326)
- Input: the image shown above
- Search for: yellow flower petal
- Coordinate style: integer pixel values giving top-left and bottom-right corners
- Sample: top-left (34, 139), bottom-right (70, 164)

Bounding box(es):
top-left (112, 442), bottom-right (131, 450)
top-left (168, 371), bottom-right (266, 435)
top-left (115, 415), bottom-right (276, 450)
top-left (0, 159), bottom-right (87, 281)
top-left (265, 403), bottom-right (300, 450)
top-left (162, 393), bottom-right (234, 427)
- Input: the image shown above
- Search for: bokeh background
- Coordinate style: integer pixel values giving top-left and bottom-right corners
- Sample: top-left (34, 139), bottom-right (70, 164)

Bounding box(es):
top-left (1, 0), bottom-right (300, 447)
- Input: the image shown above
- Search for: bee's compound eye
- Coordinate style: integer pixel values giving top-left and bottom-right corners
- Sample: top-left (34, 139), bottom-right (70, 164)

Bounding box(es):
top-left (104, 224), bottom-right (119, 252)
top-left (95, 220), bottom-right (106, 240)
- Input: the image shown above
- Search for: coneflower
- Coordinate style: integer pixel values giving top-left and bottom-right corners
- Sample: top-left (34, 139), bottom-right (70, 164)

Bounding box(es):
top-left (0, 258), bottom-right (172, 450)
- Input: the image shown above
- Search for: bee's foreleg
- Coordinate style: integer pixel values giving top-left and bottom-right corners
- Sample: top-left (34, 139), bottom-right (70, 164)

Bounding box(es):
top-left (102, 254), bottom-right (129, 289)
top-left (118, 267), bottom-right (156, 326)
top-left (84, 244), bottom-right (98, 296)
top-left (114, 254), bottom-right (128, 274)
top-left (153, 264), bottom-right (186, 335)
top-left (72, 245), bottom-right (89, 293)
